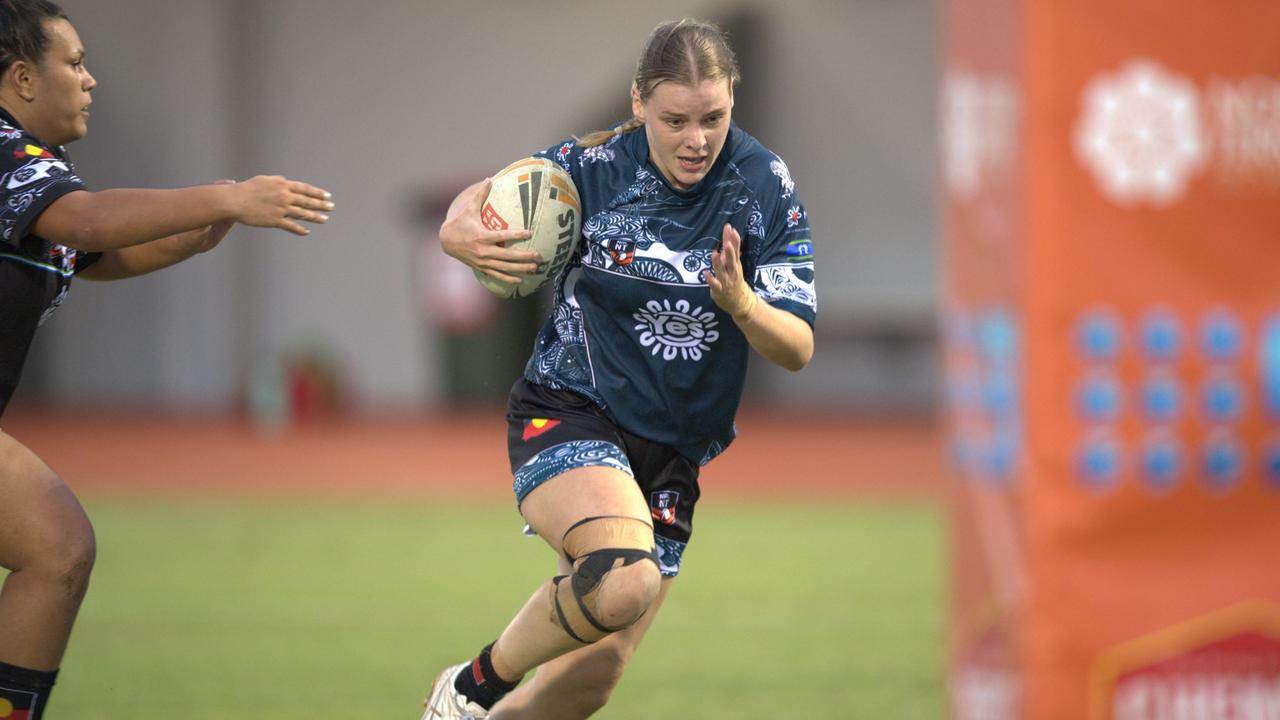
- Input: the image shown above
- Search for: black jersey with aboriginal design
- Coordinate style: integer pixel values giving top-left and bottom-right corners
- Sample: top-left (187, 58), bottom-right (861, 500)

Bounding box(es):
top-left (0, 107), bottom-right (100, 415)
top-left (526, 124), bottom-right (817, 464)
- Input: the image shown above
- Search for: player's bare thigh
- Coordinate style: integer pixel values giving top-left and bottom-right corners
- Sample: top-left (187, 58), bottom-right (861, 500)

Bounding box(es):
top-left (518, 464), bottom-right (653, 558)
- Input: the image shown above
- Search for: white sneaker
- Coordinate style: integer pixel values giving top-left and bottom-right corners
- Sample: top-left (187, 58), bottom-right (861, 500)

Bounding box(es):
top-left (421, 662), bottom-right (489, 720)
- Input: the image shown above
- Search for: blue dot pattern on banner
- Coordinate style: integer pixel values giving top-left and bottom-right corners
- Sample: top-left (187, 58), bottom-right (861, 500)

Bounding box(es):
top-left (1140, 435), bottom-right (1181, 492)
top-left (1141, 371), bottom-right (1182, 422)
top-left (1141, 309), bottom-right (1181, 361)
top-left (1264, 440), bottom-right (1280, 489)
top-left (945, 306), bottom-right (1024, 486)
top-left (1202, 374), bottom-right (1245, 423)
top-left (1070, 305), bottom-right (1279, 496)
top-left (1262, 316), bottom-right (1280, 421)
top-left (1201, 309), bottom-right (1243, 361)
top-left (1078, 309), bottom-right (1123, 362)
top-left (1202, 435), bottom-right (1244, 492)
top-left (1078, 371), bottom-right (1123, 422)
top-left (1078, 432), bottom-right (1122, 491)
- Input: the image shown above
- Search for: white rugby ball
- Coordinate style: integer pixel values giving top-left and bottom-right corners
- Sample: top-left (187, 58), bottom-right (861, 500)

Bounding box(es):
top-left (475, 157), bottom-right (582, 299)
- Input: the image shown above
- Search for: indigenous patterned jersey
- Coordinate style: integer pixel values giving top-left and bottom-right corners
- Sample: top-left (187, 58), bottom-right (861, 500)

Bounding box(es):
top-left (526, 124), bottom-right (817, 464)
top-left (0, 107), bottom-right (99, 415)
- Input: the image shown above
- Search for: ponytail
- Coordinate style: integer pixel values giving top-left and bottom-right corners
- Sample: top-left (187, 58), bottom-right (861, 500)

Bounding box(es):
top-left (576, 116), bottom-right (644, 149)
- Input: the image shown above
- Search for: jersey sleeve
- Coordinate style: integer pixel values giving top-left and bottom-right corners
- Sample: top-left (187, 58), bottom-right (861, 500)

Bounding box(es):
top-left (749, 153), bottom-right (817, 328)
top-left (535, 131), bottom-right (630, 196)
top-left (0, 130), bottom-right (86, 249)
top-left (535, 137), bottom-right (588, 190)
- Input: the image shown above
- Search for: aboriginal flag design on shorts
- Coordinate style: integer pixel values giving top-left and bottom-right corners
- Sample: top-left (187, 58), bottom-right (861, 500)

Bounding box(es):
top-left (506, 378), bottom-right (702, 575)
top-left (0, 685), bottom-right (37, 720)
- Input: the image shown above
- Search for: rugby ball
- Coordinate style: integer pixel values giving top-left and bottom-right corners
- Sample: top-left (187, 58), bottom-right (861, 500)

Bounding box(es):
top-left (475, 157), bottom-right (582, 298)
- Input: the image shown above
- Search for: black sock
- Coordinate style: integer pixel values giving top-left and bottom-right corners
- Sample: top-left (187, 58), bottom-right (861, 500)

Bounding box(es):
top-left (0, 661), bottom-right (58, 720)
top-left (452, 642), bottom-right (520, 710)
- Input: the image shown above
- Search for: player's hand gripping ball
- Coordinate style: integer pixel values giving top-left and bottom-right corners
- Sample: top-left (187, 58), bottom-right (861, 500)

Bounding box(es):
top-left (475, 157), bottom-right (582, 298)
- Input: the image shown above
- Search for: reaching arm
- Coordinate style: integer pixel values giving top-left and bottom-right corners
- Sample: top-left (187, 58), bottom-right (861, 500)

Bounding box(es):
top-left (77, 220), bottom-right (233, 281)
top-left (705, 223), bottom-right (814, 371)
top-left (31, 175), bottom-right (333, 253)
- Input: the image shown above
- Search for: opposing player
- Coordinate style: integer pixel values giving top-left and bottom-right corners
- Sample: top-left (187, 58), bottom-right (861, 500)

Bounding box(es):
top-left (0, 2), bottom-right (333, 717)
top-left (425, 18), bottom-right (816, 719)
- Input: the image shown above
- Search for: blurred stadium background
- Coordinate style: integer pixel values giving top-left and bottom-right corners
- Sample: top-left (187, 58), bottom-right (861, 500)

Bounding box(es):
top-left (11, 1), bottom-right (945, 718)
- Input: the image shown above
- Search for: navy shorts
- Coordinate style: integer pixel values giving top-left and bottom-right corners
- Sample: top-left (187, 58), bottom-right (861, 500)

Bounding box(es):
top-left (506, 378), bottom-right (700, 576)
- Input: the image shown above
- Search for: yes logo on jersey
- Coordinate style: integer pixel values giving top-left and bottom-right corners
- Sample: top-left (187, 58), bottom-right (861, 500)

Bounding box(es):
top-left (633, 298), bottom-right (721, 362)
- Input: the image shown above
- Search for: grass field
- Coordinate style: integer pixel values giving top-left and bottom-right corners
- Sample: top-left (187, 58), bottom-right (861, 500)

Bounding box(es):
top-left (48, 496), bottom-right (943, 719)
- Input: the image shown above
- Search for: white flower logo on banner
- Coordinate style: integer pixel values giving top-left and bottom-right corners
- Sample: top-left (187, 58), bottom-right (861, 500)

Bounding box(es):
top-left (1074, 59), bottom-right (1206, 206)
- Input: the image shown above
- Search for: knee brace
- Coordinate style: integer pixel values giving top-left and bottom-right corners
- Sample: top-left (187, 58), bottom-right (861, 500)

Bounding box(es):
top-left (548, 515), bottom-right (659, 644)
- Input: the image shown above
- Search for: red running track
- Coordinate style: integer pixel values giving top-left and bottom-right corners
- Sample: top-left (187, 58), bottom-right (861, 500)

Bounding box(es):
top-left (2, 409), bottom-right (944, 501)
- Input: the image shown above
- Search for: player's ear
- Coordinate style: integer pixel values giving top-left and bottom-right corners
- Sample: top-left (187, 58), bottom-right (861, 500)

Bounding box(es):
top-left (630, 83), bottom-right (644, 124)
top-left (6, 59), bottom-right (37, 101)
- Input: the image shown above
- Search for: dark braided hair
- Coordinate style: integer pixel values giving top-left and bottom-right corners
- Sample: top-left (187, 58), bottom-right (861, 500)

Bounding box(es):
top-left (0, 0), bottom-right (68, 75)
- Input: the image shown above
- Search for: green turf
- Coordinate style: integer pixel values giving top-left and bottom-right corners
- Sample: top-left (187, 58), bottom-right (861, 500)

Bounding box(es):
top-left (44, 497), bottom-right (942, 719)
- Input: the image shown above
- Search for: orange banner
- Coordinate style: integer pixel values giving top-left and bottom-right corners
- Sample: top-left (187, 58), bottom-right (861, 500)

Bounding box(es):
top-left (944, 2), bottom-right (1280, 718)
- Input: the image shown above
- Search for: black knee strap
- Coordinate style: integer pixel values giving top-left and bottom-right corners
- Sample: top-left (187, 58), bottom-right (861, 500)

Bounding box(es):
top-left (551, 575), bottom-right (591, 644)
top-left (571, 547), bottom-right (659, 634)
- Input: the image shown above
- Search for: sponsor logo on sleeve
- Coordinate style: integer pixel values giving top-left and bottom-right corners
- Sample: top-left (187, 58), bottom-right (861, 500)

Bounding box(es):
top-left (5, 157), bottom-right (70, 190)
top-left (785, 239), bottom-right (813, 261)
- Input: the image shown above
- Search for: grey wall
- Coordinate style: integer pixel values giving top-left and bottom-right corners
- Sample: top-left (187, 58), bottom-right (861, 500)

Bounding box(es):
top-left (27, 0), bottom-right (938, 413)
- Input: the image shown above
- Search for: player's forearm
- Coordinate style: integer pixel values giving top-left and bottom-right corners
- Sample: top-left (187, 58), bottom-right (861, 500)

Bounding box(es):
top-left (34, 185), bottom-right (235, 252)
top-left (77, 230), bottom-right (212, 281)
top-left (735, 298), bottom-right (814, 371)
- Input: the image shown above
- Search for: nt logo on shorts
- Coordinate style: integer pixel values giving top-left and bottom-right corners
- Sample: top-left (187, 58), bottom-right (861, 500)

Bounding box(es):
top-left (651, 490), bottom-right (679, 526)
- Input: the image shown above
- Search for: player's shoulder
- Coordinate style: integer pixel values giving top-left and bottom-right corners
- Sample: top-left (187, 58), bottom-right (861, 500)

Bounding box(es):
top-left (0, 120), bottom-right (32, 155)
top-left (0, 120), bottom-right (66, 167)
top-left (726, 126), bottom-right (797, 200)
top-left (542, 128), bottom-right (641, 173)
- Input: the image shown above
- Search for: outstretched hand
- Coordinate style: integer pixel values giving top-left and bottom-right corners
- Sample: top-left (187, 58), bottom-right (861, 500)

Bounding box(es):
top-left (439, 177), bottom-right (538, 286)
top-left (705, 223), bottom-right (758, 321)
top-left (232, 175), bottom-right (334, 236)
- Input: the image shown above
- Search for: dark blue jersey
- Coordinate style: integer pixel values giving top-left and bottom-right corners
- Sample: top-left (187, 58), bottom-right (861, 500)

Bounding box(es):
top-left (526, 124), bottom-right (816, 464)
top-left (0, 107), bottom-right (100, 415)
